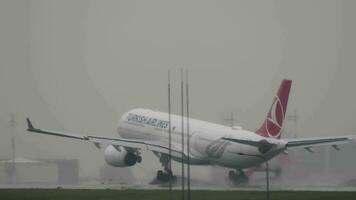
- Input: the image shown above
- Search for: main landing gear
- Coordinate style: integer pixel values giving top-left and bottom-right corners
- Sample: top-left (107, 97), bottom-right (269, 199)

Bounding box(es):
top-left (151, 154), bottom-right (177, 185)
top-left (228, 169), bottom-right (249, 186)
top-left (156, 168), bottom-right (175, 183)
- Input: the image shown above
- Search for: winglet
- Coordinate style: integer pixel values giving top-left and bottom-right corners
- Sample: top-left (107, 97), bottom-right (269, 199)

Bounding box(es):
top-left (26, 118), bottom-right (34, 130)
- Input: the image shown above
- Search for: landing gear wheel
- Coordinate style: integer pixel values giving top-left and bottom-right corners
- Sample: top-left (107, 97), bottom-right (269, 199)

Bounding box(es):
top-left (274, 167), bottom-right (282, 178)
top-left (228, 170), bottom-right (235, 179)
top-left (157, 170), bottom-right (164, 180)
top-left (151, 170), bottom-right (177, 185)
top-left (228, 170), bottom-right (249, 186)
top-left (137, 156), bottom-right (142, 163)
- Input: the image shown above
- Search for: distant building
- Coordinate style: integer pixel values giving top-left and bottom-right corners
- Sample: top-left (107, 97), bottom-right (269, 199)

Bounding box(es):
top-left (0, 158), bottom-right (78, 186)
top-left (39, 159), bottom-right (79, 185)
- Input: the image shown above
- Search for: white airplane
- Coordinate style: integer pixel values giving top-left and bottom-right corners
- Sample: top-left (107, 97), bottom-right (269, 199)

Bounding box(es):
top-left (26, 79), bottom-right (353, 184)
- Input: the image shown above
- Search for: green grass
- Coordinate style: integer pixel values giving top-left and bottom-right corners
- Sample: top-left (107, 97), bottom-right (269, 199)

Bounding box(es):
top-left (0, 189), bottom-right (355, 200)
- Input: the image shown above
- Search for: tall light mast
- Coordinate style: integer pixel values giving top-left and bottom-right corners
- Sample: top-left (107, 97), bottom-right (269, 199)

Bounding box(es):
top-left (9, 114), bottom-right (17, 185)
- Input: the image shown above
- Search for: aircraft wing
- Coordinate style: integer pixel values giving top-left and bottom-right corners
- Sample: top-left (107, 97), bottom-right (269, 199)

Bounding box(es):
top-left (26, 118), bottom-right (184, 158)
top-left (222, 135), bottom-right (354, 153)
top-left (286, 136), bottom-right (354, 149)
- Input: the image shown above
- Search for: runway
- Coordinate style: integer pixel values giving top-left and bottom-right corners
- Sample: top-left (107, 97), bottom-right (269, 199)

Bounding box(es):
top-left (1, 189), bottom-right (356, 200)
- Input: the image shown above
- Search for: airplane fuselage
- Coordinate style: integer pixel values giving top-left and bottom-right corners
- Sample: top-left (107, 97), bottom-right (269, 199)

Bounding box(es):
top-left (117, 108), bottom-right (286, 169)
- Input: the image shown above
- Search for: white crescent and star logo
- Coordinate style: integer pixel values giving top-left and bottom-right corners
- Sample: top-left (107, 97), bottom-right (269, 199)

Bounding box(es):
top-left (266, 96), bottom-right (284, 138)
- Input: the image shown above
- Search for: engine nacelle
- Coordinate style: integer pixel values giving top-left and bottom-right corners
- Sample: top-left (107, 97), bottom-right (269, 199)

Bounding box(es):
top-left (104, 145), bottom-right (138, 167)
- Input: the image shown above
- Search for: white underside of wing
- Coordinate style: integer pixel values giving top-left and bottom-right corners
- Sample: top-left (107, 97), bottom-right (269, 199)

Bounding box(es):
top-left (88, 135), bottom-right (184, 158)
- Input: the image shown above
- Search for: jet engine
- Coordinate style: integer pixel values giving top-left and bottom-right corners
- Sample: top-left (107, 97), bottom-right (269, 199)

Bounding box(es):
top-left (104, 145), bottom-right (139, 167)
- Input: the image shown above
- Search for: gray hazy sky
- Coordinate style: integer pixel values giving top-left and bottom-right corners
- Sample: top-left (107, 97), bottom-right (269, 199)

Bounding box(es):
top-left (1, 0), bottom-right (356, 179)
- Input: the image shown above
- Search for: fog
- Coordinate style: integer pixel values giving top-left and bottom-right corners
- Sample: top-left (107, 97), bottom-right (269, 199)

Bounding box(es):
top-left (0, 0), bottom-right (356, 189)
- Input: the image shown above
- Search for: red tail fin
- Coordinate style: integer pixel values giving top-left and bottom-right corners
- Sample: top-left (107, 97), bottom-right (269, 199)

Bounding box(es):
top-left (256, 79), bottom-right (292, 139)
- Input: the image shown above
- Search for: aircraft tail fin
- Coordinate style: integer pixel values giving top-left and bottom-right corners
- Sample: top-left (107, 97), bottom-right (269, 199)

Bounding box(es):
top-left (256, 79), bottom-right (292, 139)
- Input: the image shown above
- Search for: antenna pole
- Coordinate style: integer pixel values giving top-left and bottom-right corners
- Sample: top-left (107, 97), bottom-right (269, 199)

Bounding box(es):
top-left (286, 109), bottom-right (299, 138)
top-left (185, 70), bottom-right (191, 200)
top-left (230, 112), bottom-right (234, 127)
top-left (9, 114), bottom-right (17, 184)
top-left (168, 71), bottom-right (172, 200)
top-left (223, 112), bottom-right (236, 127)
top-left (180, 68), bottom-right (185, 200)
